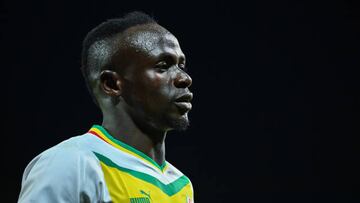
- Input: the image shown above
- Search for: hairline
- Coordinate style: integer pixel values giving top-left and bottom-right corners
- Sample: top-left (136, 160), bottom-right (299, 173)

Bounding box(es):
top-left (87, 22), bottom-right (163, 80)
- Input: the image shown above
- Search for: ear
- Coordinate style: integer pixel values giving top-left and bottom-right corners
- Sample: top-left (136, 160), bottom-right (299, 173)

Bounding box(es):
top-left (99, 70), bottom-right (122, 97)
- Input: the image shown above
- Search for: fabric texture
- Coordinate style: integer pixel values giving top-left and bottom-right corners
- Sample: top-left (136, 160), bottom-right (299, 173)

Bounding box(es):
top-left (18, 125), bottom-right (194, 203)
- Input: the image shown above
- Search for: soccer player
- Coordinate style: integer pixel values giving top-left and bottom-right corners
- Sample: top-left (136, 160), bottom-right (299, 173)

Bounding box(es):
top-left (18, 11), bottom-right (194, 203)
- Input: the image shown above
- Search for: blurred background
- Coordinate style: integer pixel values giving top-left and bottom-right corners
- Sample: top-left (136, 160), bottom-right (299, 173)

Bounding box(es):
top-left (1, 0), bottom-right (360, 202)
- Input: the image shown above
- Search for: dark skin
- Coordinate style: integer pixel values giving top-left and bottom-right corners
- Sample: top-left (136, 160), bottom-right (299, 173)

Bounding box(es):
top-left (94, 23), bottom-right (192, 166)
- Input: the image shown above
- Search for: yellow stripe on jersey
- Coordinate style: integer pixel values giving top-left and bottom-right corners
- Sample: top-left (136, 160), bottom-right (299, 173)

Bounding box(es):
top-left (95, 152), bottom-right (193, 202)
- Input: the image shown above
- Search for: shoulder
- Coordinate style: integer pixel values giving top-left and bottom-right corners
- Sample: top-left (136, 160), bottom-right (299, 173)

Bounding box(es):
top-left (22, 135), bottom-right (98, 179)
top-left (18, 135), bottom-right (109, 202)
top-left (164, 161), bottom-right (194, 189)
top-left (164, 162), bottom-right (195, 200)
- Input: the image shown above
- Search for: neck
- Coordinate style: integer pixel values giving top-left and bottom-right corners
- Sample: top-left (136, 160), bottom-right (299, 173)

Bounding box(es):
top-left (101, 107), bottom-right (167, 166)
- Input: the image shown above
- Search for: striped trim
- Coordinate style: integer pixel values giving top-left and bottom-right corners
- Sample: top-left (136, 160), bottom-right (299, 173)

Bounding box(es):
top-left (94, 152), bottom-right (190, 196)
top-left (89, 125), bottom-right (167, 173)
top-left (130, 197), bottom-right (150, 203)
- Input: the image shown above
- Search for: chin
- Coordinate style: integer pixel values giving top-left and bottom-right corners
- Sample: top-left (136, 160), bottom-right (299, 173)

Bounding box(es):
top-left (168, 114), bottom-right (190, 131)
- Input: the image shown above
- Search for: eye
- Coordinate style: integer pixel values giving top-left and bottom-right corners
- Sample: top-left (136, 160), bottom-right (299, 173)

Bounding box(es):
top-left (155, 61), bottom-right (170, 72)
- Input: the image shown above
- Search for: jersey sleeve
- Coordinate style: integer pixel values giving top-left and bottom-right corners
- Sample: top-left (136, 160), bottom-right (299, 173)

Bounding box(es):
top-left (18, 143), bottom-right (109, 203)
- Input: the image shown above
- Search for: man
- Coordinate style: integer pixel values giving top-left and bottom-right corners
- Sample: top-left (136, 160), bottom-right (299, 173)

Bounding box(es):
top-left (18, 11), bottom-right (194, 203)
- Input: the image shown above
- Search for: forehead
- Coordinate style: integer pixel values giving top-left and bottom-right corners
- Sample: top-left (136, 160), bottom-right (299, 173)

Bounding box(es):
top-left (120, 24), bottom-right (183, 57)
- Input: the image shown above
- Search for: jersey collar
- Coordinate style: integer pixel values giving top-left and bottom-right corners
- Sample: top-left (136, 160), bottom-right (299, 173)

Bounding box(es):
top-left (88, 125), bottom-right (168, 173)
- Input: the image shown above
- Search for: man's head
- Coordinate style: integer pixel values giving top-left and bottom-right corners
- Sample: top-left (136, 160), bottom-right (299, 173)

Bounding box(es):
top-left (81, 11), bottom-right (193, 132)
top-left (81, 11), bottom-right (156, 104)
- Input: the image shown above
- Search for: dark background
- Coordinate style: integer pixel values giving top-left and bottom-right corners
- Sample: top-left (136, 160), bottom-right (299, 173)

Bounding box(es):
top-left (1, 0), bottom-right (360, 202)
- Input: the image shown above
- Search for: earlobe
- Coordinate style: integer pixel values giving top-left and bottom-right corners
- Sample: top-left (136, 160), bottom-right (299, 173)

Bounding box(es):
top-left (100, 70), bottom-right (122, 97)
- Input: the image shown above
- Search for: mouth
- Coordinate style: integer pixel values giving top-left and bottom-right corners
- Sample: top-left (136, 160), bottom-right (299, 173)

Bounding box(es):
top-left (174, 93), bottom-right (193, 113)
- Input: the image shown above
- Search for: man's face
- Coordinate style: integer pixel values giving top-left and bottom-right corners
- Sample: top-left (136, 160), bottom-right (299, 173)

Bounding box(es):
top-left (114, 24), bottom-right (193, 132)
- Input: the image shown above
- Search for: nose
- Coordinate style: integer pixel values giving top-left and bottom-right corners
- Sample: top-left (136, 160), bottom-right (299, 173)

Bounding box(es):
top-left (174, 70), bottom-right (192, 88)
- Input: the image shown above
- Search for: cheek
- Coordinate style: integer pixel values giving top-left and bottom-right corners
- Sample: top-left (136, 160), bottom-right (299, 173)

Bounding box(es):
top-left (142, 70), bottom-right (171, 91)
top-left (133, 71), bottom-right (172, 105)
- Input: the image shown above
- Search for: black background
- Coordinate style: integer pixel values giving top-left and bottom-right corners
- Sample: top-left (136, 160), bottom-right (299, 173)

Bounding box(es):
top-left (1, 0), bottom-right (360, 202)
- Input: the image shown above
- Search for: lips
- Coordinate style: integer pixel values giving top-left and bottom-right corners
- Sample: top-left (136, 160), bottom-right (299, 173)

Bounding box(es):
top-left (174, 93), bottom-right (193, 113)
top-left (175, 93), bottom-right (193, 103)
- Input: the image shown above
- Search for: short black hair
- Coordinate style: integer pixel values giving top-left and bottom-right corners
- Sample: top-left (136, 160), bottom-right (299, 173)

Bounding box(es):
top-left (81, 11), bottom-right (156, 105)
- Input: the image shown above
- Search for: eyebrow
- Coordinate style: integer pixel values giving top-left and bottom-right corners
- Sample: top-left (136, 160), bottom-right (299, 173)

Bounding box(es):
top-left (156, 52), bottom-right (186, 63)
